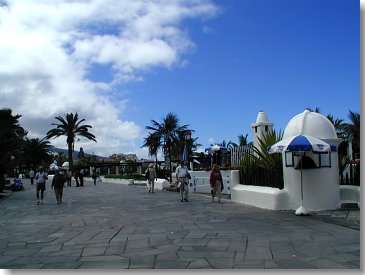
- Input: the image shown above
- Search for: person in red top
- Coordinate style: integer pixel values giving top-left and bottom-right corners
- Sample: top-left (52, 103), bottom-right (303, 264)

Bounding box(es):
top-left (209, 164), bottom-right (224, 203)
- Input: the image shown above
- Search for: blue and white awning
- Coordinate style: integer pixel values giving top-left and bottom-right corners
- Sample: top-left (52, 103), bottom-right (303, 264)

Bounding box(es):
top-left (267, 134), bottom-right (336, 154)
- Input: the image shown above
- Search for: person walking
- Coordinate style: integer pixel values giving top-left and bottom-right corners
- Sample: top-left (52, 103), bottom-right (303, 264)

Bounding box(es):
top-left (35, 166), bottom-right (48, 205)
top-left (209, 164), bottom-right (224, 203)
top-left (91, 168), bottom-right (98, 186)
top-left (145, 163), bottom-right (157, 193)
top-left (74, 169), bottom-right (80, 187)
top-left (51, 167), bottom-right (66, 204)
top-left (29, 169), bottom-right (35, 185)
top-left (66, 169), bottom-right (72, 187)
top-left (175, 161), bottom-right (190, 202)
top-left (79, 169), bottom-right (84, 187)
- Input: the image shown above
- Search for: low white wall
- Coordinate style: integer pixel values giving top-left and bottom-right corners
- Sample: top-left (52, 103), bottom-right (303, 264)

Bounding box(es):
top-left (99, 176), bottom-right (170, 191)
top-left (340, 185), bottom-right (360, 207)
top-left (99, 176), bottom-right (145, 185)
top-left (230, 170), bottom-right (290, 210)
top-left (231, 185), bottom-right (290, 210)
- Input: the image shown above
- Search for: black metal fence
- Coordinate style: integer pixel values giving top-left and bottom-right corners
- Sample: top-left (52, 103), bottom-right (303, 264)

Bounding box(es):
top-left (340, 162), bottom-right (360, 186)
top-left (239, 166), bottom-right (284, 190)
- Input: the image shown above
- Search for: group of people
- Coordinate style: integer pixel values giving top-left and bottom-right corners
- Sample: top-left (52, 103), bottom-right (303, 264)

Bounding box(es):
top-left (19, 163), bottom-right (222, 205)
top-left (27, 166), bottom-right (95, 205)
top-left (145, 161), bottom-right (224, 203)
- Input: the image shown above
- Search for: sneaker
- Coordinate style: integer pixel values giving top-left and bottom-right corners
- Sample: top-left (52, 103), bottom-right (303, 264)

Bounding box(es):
top-left (40, 201), bottom-right (43, 205)
top-left (180, 199), bottom-right (183, 202)
top-left (36, 201), bottom-right (40, 205)
top-left (184, 199), bottom-right (188, 202)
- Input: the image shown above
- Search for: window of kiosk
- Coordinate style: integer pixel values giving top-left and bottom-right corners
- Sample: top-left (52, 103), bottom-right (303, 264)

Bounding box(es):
top-left (284, 151), bottom-right (332, 168)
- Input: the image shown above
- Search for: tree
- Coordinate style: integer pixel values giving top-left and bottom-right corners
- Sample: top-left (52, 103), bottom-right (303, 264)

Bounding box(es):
top-left (23, 137), bottom-right (53, 169)
top-left (0, 109), bottom-right (27, 192)
top-left (344, 110), bottom-right (360, 158)
top-left (238, 134), bottom-right (249, 147)
top-left (306, 107), bottom-right (321, 113)
top-left (327, 114), bottom-right (346, 139)
top-left (142, 132), bottom-right (161, 163)
top-left (143, 113), bottom-right (192, 182)
top-left (46, 113), bottom-right (96, 171)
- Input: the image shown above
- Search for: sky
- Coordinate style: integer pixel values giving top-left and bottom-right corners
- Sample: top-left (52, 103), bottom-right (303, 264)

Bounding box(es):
top-left (0, 0), bottom-right (360, 159)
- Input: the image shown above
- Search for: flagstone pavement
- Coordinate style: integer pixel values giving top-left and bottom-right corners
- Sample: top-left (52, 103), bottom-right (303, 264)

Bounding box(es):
top-left (0, 178), bottom-right (360, 269)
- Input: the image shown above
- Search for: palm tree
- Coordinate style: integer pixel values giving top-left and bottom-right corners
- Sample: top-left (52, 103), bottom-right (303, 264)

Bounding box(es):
top-left (143, 113), bottom-right (191, 182)
top-left (252, 129), bottom-right (284, 171)
top-left (327, 114), bottom-right (346, 139)
top-left (240, 129), bottom-right (284, 189)
top-left (46, 113), bottom-right (96, 171)
top-left (142, 132), bottom-right (160, 163)
top-left (238, 134), bottom-right (249, 146)
top-left (23, 137), bottom-right (53, 169)
top-left (344, 110), bottom-right (360, 158)
top-left (306, 107), bottom-right (321, 113)
top-left (0, 109), bottom-right (27, 192)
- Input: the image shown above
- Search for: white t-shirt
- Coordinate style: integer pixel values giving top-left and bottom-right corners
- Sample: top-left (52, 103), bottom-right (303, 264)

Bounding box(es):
top-left (176, 166), bottom-right (188, 178)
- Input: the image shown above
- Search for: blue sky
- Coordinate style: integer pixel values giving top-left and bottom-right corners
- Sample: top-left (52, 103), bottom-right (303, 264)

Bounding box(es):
top-left (0, 0), bottom-right (360, 158)
top-left (112, 0), bottom-right (360, 150)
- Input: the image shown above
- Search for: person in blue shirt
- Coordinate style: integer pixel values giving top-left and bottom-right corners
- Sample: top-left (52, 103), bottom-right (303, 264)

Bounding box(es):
top-left (14, 174), bottom-right (24, 191)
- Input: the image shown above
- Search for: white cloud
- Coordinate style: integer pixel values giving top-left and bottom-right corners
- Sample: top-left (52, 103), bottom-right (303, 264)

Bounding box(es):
top-left (207, 137), bottom-right (216, 145)
top-left (0, 0), bottom-right (218, 158)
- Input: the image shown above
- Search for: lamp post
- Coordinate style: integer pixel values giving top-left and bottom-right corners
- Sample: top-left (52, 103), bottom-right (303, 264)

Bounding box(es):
top-left (184, 131), bottom-right (191, 169)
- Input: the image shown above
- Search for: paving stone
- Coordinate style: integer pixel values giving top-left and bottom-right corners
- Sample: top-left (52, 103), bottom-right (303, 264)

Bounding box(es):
top-left (275, 258), bottom-right (317, 269)
top-left (0, 179), bottom-right (360, 269)
top-left (187, 258), bottom-right (212, 269)
top-left (81, 246), bottom-right (106, 256)
top-left (244, 245), bottom-right (273, 260)
top-left (333, 243), bottom-right (360, 253)
top-left (155, 260), bottom-right (188, 269)
top-left (309, 258), bottom-right (351, 269)
top-left (129, 255), bottom-right (155, 269)
top-left (78, 260), bottom-right (129, 269)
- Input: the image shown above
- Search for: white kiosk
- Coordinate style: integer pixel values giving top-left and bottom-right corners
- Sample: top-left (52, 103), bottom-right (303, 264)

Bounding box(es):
top-left (282, 110), bottom-right (342, 211)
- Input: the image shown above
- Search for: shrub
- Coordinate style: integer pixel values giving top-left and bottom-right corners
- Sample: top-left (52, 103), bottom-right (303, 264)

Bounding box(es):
top-left (104, 174), bottom-right (146, 181)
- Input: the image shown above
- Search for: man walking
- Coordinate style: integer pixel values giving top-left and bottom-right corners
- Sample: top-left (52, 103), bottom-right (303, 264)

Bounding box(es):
top-left (35, 167), bottom-right (48, 205)
top-left (79, 169), bottom-right (84, 187)
top-left (29, 169), bottom-right (35, 185)
top-left (175, 161), bottom-right (190, 202)
top-left (52, 167), bottom-right (66, 204)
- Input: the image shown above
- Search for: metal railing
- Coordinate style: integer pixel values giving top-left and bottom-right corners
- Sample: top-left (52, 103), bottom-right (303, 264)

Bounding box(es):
top-left (230, 145), bottom-right (254, 167)
top-left (191, 175), bottom-right (231, 199)
top-left (239, 166), bottom-right (284, 189)
top-left (340, 162), bottom-right (360, 186)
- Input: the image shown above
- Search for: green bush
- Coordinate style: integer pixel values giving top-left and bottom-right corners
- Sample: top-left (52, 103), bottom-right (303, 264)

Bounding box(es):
top-left (104, 174), bottom-right (146, 181)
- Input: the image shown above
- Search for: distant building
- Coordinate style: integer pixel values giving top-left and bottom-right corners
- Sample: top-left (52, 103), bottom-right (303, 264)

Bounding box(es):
top-left (108, 153), bottom-right (138, 162)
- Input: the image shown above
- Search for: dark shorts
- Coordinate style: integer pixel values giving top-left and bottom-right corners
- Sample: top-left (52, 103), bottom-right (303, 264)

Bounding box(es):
top-left (36, 182), bottom-right (46, 192)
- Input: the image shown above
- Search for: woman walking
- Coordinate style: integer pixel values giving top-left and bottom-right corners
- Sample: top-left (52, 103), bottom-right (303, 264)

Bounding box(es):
top-left (209, 164), bottom-right (224, 203)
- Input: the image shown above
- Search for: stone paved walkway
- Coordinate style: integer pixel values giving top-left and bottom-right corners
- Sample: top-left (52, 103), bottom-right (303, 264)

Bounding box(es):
top-left (0, 179), bottom-right (360, 269)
